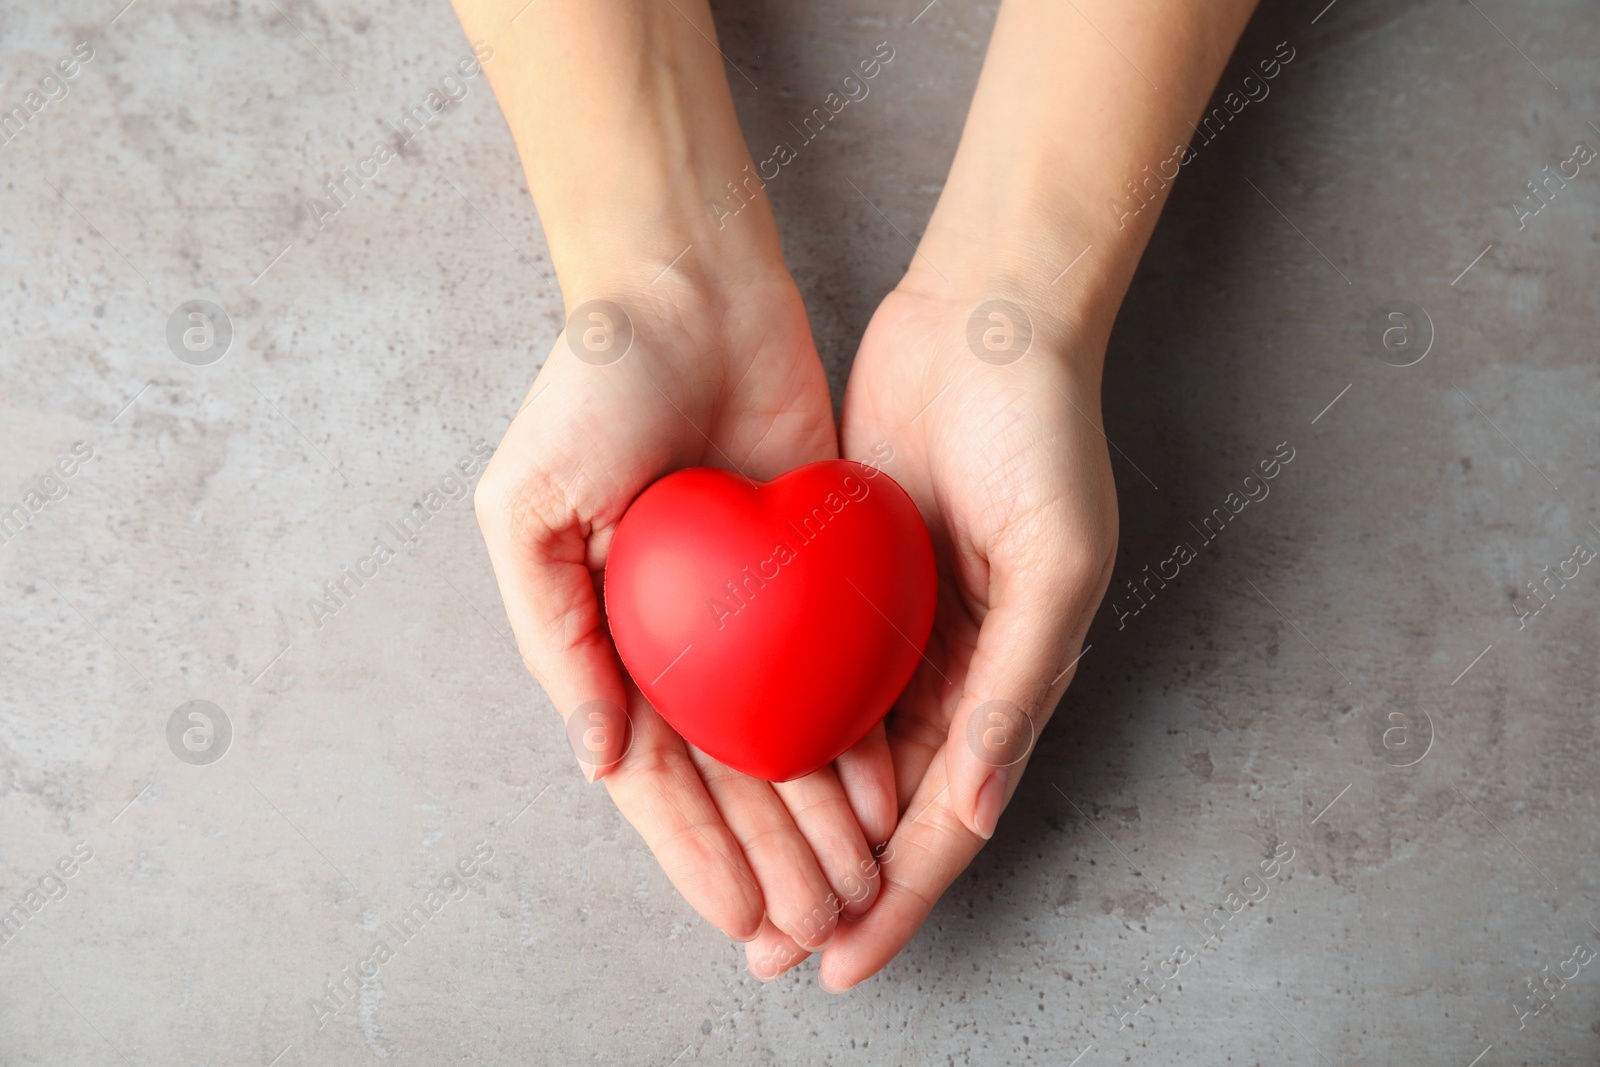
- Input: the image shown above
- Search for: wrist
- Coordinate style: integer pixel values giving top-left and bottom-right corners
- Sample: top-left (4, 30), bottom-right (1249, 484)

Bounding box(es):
top-left (470, 0), bottom-right (791, 309)
top-left (551, 167), bottom-right (792, 311)
top-left (898, 194), bottom-right (1137, 373)
top-left (889, 0), bottom-right (1262, 368)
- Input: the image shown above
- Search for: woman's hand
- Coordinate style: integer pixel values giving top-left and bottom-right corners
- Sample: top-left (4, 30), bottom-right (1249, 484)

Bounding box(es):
top-left (763, 0), bottom-right (1259, 989)
top-left (475, 262), bottom-right (900, 953)
top-left (740, 278), bottom-right (1121, 986)
top-left (454, 0), bottom-right (898, 959)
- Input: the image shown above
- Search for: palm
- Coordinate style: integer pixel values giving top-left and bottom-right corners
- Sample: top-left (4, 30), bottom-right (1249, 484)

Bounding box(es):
top-left (513, 278), bottom-right (833, 516)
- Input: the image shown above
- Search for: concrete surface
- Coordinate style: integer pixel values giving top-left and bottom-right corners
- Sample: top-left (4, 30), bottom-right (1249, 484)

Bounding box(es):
top-left (3, 0), bottom-right (1600, 1063)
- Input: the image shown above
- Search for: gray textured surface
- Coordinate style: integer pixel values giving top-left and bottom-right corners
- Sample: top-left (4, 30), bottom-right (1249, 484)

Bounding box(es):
top-left (4, 0), bottom-right (1600, 1063)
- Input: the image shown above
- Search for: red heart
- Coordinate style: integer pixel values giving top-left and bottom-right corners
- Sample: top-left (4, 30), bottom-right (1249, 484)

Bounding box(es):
top-left (605, 460), bottom-right (937, 782)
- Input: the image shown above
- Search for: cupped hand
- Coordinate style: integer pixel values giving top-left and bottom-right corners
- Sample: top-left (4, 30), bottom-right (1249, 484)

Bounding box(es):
top-left (742, 282), bottom-right (1121, 988)
top-left (474, 264), bottom-right (898, 954)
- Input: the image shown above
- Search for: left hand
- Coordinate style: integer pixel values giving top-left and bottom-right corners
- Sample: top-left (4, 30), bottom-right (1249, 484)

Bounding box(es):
top-left (742, 280), bottom-right (1120, 988)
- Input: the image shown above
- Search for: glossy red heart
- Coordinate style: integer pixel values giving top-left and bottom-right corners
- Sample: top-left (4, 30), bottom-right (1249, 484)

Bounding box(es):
top-left (604, 460), bottom-right (937, 782)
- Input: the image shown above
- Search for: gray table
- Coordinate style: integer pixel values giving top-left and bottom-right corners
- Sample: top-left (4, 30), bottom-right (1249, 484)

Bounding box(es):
top-left (3, 0), bottom-right (1597, 1062)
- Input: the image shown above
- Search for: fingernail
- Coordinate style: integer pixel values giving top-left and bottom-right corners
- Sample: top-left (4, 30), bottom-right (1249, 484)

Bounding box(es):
top-left (566, 699), bottom-right (634, 783)
top-left (973, 769), bottom-right (1007, 840)
top-left (796, 930), bottom-right (835, 954)
top-left (819, 974), bottom-right (852, 995)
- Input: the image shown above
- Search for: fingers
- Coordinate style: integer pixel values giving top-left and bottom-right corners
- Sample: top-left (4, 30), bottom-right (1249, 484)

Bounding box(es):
top-left (743, 918), bottom-right (811, 982)
top-left (818, 754), bottom-right (987, 992)
top-left (943, 525), bottom-right (1116, 838)
top-left (601, 697), bottom-right (766, 940)
top-left (884, 598), bottom-right (975, 815)
top-left (688, 747), bottom-right (842, 951)
top-left (770, 766), bottom-right (881, 920)
top-left (829, 721), bottom-right (899, 849)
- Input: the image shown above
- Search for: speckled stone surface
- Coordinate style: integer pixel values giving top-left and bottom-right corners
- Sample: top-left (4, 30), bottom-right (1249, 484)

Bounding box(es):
top-left (4, 0), bottom-right (1600, 1063)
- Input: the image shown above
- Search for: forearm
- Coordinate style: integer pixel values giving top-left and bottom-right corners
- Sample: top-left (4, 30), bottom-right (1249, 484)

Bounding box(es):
top-left (910, 0), bottom-right (1262, 351)
top-left (450, 0), bottom-right (786, 302)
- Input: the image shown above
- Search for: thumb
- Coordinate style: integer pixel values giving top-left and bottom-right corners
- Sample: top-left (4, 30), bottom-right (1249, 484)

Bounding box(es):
top-left (944, 534), bottom-right (1115, 838)
top-left (474, 434), bottom-right (636, 782)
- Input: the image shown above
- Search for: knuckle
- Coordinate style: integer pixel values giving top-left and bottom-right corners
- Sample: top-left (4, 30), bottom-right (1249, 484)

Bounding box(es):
top-left (471, 449), bottom-right (521, 525)
top-left (475, 462), bottom-right (578, 547)
top-left (1056, 544), bottom-right (1109, 602)
top-left (1019, 511), bottom-right (1115, 609)
top-left (879, 871), bottom-right (941, 916)
top-left (788, 791), bottom-right (855, 823)
top-left (919, 794), bottom-right (980, 843)
top-left (471, 460), bottom-right (503, 522)
top-left (612, 742), bottom-right (678, 790)
top-left (891, 712), bottom-right (949, 753)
